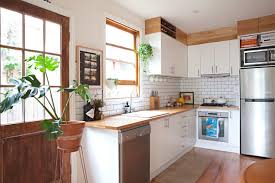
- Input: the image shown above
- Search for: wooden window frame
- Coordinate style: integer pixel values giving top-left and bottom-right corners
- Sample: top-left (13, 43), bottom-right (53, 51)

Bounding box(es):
top-left (0, 0), bottom-right (70, 126)
top-left (106, 18), bottom-right (140, 87)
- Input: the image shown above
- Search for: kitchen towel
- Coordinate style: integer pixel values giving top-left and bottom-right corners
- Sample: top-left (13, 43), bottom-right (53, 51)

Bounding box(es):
top-left (206, 118), bottom-right (219, 138)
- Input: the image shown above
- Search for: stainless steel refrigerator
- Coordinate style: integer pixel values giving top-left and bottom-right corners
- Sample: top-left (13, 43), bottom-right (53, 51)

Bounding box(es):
top-left (241, 67), bottom-right (275, 158)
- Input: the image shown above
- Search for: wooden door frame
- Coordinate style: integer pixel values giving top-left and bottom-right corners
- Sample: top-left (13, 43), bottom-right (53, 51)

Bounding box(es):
top-left (0, 1), bottom-right (70, 182)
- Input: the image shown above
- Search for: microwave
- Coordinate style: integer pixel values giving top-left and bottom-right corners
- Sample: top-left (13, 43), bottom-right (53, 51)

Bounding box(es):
top-left (241, 46), bottom-right (275, 67)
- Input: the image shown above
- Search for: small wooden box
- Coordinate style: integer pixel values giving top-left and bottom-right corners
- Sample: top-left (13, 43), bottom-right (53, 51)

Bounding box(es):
top-left (150, 96), bottom-right (160, 110)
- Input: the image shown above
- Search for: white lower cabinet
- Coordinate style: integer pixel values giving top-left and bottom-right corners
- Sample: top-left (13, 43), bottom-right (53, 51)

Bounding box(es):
top-left (150, 110), bottom-right (196, 179)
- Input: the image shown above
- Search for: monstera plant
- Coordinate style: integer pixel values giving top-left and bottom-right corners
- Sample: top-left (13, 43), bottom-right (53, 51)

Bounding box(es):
top-left (0, 55), bottom-right (91, 152)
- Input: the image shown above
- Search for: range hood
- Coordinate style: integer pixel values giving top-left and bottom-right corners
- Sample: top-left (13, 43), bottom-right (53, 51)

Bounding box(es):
top-left (201, 73), bottom-right (231, 78)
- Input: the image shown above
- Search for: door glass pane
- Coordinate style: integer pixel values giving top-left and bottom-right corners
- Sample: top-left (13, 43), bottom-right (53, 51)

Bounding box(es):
top-left (46, 54), bottom-right (61, 86)
top-left (106, 24), bottom-right (134, 49)
top-left (45, 88), bottom-right (61, 119)
top-left (25, 97), bottom-right (44, 122)
top-left (1, 48), bottom-right (22, 85)
top-left (45, 21), bottom-right (61, 54)
top-left (25, 51), bottom-right (44, 83)
top-left (106, 60), bottom-right (136, 81)
top-left (25, 15), bottom-right (43, 51)
top-left (1, 8), bottom-right (23, 47)
top-left (0, 87), bottom-right (23, 125)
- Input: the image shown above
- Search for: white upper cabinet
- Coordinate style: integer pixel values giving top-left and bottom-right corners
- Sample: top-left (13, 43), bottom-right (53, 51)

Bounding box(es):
top-left (214, 41), bottom-right (230, 74)
top-left (229, 39), bottom-right (240, 76)
top-left (145, 32), bottom-right (188, 77)
top-left (188, 40), bottom-right (239, 77)
top-left (188, 45), bottom-right (201, 77)
top-left (200, 43), bottom-right (215, 75)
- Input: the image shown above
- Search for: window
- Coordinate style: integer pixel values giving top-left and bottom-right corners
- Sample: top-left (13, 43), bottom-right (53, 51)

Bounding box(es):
top-left (0, 5), bottom-right (69, 125)
top-left (105, 18), bottom-right (139, 98)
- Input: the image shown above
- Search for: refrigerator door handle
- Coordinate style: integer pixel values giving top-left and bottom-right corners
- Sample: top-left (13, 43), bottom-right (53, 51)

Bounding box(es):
top-left (245, 99), bottom-right (275, 102)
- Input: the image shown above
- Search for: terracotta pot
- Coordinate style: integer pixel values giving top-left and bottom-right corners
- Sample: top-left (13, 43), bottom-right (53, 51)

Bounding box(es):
top-left (57, 121), bottom-right (85, 153)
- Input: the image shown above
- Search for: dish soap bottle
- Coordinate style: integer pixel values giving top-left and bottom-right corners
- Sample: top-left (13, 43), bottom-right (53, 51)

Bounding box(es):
top-left (124, 101), bottom-right (131, 113)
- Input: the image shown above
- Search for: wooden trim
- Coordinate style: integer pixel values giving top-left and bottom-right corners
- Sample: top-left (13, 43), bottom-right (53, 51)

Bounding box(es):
top-left (61, 17), bottom-right (70, 121)
top-left (117, 80), bottom-right (136, 85)
top-left (106, 18), bottom-right (139, 88)
top-left (106, 18), bottom-right (138, 34)
top-left (106, 43), bottom-right (136, 52)
top-left (0, 0), bottom-right (68, 25)
top-left (259, 14), bottom-right (275, 33)
top-left (176, 28), bottom-right (188, 44)
top-left (237, 18), bottom-right (259, 35)
top-left (145, 17), bottom-right (161, 35)
top-left (187, 26), bottom-right (237, 45)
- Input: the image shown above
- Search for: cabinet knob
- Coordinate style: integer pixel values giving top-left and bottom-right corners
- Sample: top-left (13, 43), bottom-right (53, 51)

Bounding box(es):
top-left (216, 66), bottom-right (218, 73)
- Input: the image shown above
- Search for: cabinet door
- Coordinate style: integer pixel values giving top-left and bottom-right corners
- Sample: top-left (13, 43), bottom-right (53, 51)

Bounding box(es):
top-left (230, 39), bottom-right (240, 76)
top-left (229, 110), bottom-right (240, 147)
top-left (201, 43), bottom-right (215, 75)
top-left (146, 33), bottom-right (162, 75)
top-left (161, 33), bottom-right (176, 76)
top-left (175, 41), bottom-right (188, 77)
top-left (188, 45), bottom-right (201, 77)
top-left (214, 41), bottom-right (230, 74)
top-left (150, 119), bottom-right (166, 173)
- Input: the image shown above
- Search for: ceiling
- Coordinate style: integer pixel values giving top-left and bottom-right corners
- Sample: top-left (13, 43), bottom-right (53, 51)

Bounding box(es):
top-left (110, 0), bottom-right (275, 33)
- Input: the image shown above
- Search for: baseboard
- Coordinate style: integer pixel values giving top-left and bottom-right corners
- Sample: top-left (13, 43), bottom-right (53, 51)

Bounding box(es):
top-left (195, 140), bottom-right (240, 154)
top-left (150, 146), bottom-right (194, 180)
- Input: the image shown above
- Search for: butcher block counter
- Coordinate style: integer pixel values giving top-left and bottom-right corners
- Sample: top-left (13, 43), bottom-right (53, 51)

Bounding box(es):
top-left (85, 105), bottom-right (199, 130)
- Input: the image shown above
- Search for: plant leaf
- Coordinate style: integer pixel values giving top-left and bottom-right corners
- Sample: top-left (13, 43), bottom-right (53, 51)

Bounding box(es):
top-left (26, 55), bottom-right (60, 73)
top-left (41, 119), bottom-right (63, 140)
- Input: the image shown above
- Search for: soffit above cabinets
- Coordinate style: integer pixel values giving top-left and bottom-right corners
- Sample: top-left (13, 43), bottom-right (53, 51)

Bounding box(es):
top-left (110, 0), bottom-right (275, 33)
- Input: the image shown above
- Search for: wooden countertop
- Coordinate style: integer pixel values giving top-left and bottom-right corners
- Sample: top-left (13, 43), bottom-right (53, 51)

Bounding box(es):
top-left (85, 105), bottom-right (199, 131)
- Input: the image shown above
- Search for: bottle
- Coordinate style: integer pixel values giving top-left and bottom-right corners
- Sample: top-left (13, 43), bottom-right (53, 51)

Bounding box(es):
top-left (124, 101), bottom-right (130, 113)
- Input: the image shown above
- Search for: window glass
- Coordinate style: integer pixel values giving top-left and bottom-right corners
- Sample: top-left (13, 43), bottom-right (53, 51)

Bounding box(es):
top-left (0, 48), bottom-right (22, 85)
top-left (45, 88), bottom-right (61, 119)
top-left (25, 51), bottom-right (43, 83)
top-left (25, 15), bottom-right (43, 51)
top-left (46, 54), bottom-right (61, 86)
top-left (106, 45), bottom-right (136, 64)
top-left (106, 60), bottom-right (136, 81)
top-left (1, 8), bottom-right (23, 48)
top-left (106, 24), bottom-right (134, 49)
top-left (45, 21), bottom-right (61, 54)
top-left (0, 88), bottom-right (23, 125)
top-left (25, 97), bottom-right (44, 122)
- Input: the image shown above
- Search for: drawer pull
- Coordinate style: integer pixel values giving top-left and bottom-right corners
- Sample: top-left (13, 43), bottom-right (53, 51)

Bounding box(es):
top-left (182, 126), bottom-right (187, 128)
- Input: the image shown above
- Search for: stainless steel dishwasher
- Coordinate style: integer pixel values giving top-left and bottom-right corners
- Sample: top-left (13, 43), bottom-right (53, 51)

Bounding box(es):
top-left (119, 125), bottom-right (151, 183)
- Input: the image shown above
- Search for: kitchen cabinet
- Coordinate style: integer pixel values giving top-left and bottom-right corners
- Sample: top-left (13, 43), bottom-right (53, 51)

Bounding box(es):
top-left (214, 41), bottom-right (230, 74)
top-left (145, 32), bottom-right (188, 77)
top-left (189, 40), bottom-right (238, 77)
top-left (229, 110), bottom-right (240, 148)
top-left (188, 45), bottom-right (201, 77)
top-left (200, 43), bottom-right (215, 75)
top-left (150, 110), bottom-right (196, 179)
top-left (229, 39), bottom-right (240, 76)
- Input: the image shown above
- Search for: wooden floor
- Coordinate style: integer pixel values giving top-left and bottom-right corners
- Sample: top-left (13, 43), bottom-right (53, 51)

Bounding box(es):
top-left (151, 148), bottom-right (262, 183)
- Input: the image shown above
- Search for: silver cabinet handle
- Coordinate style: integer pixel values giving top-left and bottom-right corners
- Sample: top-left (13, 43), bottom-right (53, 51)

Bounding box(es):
top-left (198, 69), bottom-right (200, 76)
top-left (212, 66), bottom-right (214, 73)
top-left (216, 65), bottom-right (218, 73)
top-left (230, 67), bottom-right (233, 75)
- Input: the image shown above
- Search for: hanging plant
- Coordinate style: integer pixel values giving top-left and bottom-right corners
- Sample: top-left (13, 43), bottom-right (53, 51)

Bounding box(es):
top-left (138, 43), bottom-right (153, 72)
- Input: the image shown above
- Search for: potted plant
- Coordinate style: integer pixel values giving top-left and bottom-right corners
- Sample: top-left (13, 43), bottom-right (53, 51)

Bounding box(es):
top-left (138, 43), bottom-right (153, 72)
top-left (106, 78), bottom-right (118, 90)
top-left (0, 55), bottom-right (92, 152)
top-left (90, 98), bottom-right (104, 121)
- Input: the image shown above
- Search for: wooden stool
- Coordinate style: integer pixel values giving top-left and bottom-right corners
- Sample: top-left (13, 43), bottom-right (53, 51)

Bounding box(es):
top-left (243, 159), bottom-right (275, 183)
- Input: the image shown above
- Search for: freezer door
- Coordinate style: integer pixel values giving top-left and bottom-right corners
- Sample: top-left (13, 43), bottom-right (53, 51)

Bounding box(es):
top-left (241, 99), bottom-right (275, 158)
top-left (240, 67), bottom-right (275, 99)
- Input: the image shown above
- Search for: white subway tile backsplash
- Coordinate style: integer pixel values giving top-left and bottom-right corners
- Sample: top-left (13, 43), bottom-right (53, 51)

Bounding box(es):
top-left (73, 74), bottom-right (240, 120)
